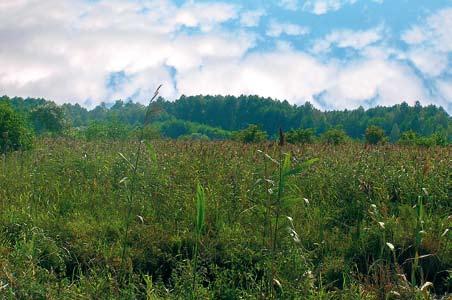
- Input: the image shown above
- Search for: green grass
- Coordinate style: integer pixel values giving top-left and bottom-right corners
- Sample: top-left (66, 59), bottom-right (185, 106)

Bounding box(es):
top-left (0, 139), bottom-right (450, 299)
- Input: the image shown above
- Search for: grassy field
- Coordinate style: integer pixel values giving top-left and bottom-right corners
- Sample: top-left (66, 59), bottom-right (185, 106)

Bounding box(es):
top-left (0, 139), bottom-right (450, 299)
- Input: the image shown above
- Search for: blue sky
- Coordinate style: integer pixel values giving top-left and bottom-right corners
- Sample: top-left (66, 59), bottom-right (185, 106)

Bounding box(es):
top-left (0, 0), bottom-right (451, 112)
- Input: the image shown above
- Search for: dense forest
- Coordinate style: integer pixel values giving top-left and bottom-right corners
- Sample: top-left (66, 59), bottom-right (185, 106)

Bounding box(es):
top-left (1, 94), bottom-right (450, 144)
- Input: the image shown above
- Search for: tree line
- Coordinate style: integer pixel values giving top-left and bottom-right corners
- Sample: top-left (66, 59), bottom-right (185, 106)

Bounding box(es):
top-left (0, 94), bottom-right (450, 150)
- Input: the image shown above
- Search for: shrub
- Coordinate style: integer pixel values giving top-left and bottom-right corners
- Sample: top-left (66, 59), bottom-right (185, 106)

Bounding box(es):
top-left (233, 124), bottom-right (267, 143)
top-left (179, 133), bottom-right (210, 141)
top-left (321, 128), bottom-right (348, 145)
top-left (398, 131), bottom-right (447, 147)
top-left (0, 102), bottom-right (33, 152)
top-left (84, 121), bottom-right (132, 140)
top-left (131, 125), bottom-right (161, 141)
top-left (286, 128), bottom-right (315, 144)
top-left (160, 120), bottom-right (192, 139)
top-left (365, 125), bottom-right (386, 145)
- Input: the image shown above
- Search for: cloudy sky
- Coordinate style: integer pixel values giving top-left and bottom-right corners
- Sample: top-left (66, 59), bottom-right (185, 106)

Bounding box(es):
top-left (0, 0), bottom-right (451, 112)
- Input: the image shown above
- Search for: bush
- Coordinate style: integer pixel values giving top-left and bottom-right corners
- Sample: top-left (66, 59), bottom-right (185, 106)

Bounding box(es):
top-left (160, 120), bottom-right (192, 138)
top-left (321, 128), bottom-right (347, 145)
top-left (233, 124), bottom-right (267, 143)
top-left (84, 121), bottom-right (132, 140)
top-left (365, 125), bottom-right (386, 145)
top-left (131, 125), bottom-right (161, 141)
top-left (398, 131), bottom-right (447, 147)
top-left (286, 128), bottom-right (315, 144)
top-left (0, 102), bottom-right (33, 152)
top-left (179, 133), bottom-right (210, 141)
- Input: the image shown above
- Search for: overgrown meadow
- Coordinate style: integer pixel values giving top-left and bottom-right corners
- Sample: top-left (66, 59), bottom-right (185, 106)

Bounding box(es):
top-left (0, 139), bottom-right (450, 299)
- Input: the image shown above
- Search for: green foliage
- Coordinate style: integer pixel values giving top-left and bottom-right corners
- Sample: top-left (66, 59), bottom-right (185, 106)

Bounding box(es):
top-left (179, 133), bottom-right (210, 141)
top-left (3, 95), bottom-right (449, 142)
top-left (131, 125), bottom-right (161, 141)
top-left (321, 127), bottom-right (348, 145)
top-left (0, 102), bottom-right (33, 151)
top-left (30, 103), bottom-right (68, 134)
top-left (399, 130), bottom-right (447, 147)
top-left (365, 125), bottom-right (386, 145)
top-left (0, 139), bottom-right (450, 298)
top-left (84, 121), bottom-right (132, 140)
top-left (390, 123), bottom-right (401, 143)
top-left (233, 124), bottom-right (268, 143)
top-left (286, 128), bottom-right (315, 144)
top-left (160, 119), bottom-right (191, 138)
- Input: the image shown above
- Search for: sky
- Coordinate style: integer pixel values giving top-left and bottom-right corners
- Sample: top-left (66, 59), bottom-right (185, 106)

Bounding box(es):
top-left (0, 0), bottom-right (451, 112)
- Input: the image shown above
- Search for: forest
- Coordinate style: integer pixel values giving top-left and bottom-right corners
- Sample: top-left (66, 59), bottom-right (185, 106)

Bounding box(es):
top-left (1, 94), bottom-right (451, 146)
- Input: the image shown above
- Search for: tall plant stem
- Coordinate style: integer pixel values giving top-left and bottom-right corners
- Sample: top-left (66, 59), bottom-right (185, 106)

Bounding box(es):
top-left (120, 85), bottom-right (162, 272)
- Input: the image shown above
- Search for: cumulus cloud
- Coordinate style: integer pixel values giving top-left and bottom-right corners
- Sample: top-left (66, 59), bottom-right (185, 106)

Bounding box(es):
top-left (312, 26), bottom-right (384, 53)
top-left (177, 50), bottom-right (335, 105)
top-left (0, 0), bottom-right (449, 112)
top-left (402, 8), bottom-right (452, 78)
top-left (320, 59), bottom-right (429, 109)
top-left (266, 20), bottom-right (310, 37)
top-left (240, 9), bottom-right (266, 27)
top-left (281, 0), bottom-right (384, 14)
top-left (302, 0), bottom-right (357, 15)
top-left (0, 0), bottom-right (248, 106)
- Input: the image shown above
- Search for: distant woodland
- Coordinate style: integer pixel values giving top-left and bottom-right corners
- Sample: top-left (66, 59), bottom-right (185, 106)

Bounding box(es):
top-left (1, 94), bottom-right (450, 144)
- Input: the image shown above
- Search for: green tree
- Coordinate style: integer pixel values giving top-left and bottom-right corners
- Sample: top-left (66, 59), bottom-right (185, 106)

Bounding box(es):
top-left (286, 128), bottom-right (315, 144)
top-left (365, 125), bottom-right (386, 145)
top-left (0, 102), bottom-right (33, 152)
top-left (398, 130), bottom-right (418, 146)
top-left (390, 123), bottom-right (401, 143)
top-left (234, 124), bottom-right (267, 143)
top-left (160, 119), bottom-right (192, 138)
top-left (30, 103), bottom-right (67, 134)
top-left (321, 128), bottom-right (347, 145)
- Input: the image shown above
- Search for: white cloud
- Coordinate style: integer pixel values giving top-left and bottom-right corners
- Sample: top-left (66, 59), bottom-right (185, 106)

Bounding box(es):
top-left (176, 50), bottom-right (335, 106)
top-left (402, 8), bottom-right (452, 51)
top-left (436, 79), bottom-right (452, 105)
top-left (402, 8), bottom-right (452, 78)
top-left (402, 26), bottom-right (427, 45)
top-left (266, 20), bottom-right (309, 37)
top-left (313, 26), bottom-right (383, 53)
top-left (407, 48), bottom-right (448, 77)
top-left (279, 0), bottom-right (298, 11)
top-left (174, 2), bottom-right (237, 32)
top-left (0, 0), bottom-right (249, 105)
top-left (321, 59), bottom-right (429, 109)
top-left (240, 9), bottom-right (265, 27)
top-left (0, 0), bottom-right (449, 113)
top-left (296, 0), bottom-right (383, 14)
top-left (302, 0), bottom-right (357, 15)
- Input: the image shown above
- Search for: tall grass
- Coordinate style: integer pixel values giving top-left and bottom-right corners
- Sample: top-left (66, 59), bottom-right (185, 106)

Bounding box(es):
top-left (192, 182), bottom-right (206, 299)
top-left (0, 140), bottom-right (449, 298)
top-left (120, 85), bottom-right (162, 272)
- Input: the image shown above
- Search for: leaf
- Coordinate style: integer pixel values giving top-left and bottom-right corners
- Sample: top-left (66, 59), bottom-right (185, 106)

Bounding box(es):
top-left (283, 153), bottom-right (291, 175)
top-left (420, 281), bottom-right (433, 291)
top-left (284, 158), bottom-right (319, 177)
top-left (118, 152), bottom-right (135, 170)
top-left (196, 183), bottom-right (206, 235)
top-left (146, 142), bottom-right (157, 163)
top-left (386, 242), bottom-right (395, 251)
